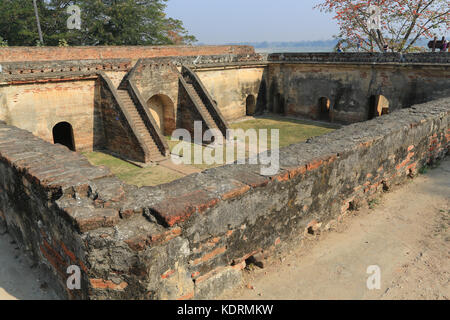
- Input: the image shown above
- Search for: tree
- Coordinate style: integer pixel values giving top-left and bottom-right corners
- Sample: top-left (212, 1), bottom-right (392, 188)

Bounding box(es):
top-left (33, 0), bottom-right (44, 44)
top-left (315, 0), bottom-right (450, 52)
top-left (0, 0), bottom-right (196, 46)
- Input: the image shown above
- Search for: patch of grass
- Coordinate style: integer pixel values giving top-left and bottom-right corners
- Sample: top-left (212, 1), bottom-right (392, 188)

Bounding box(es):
top-left (83, 151), bottom-right (183, 187)
top-left (229, 117), bottom-right (335, 149)
top-left (368, 198), bottom-right (380, 210)
top-left (418, 165), bottom-right (429, 175)
top-left (167, 117), bottom-right (335, 170)
top-left (166, 139), bottom-right (220, 170)
top-left (84, 117), bottom-right (335, 186)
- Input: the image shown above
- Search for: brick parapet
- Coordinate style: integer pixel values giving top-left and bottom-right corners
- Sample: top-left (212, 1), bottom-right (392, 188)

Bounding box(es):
top-left (0, 97), bottom-right (449, 299)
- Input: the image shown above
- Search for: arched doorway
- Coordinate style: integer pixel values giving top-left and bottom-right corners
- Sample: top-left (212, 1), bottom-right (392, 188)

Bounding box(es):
top-left (53, 122), bottom-right (75, 151)
top-left (246, 95), bottom-right (256, 116)
top-left (274, 93), bottom-right (284, 114)
top-left (147, 94), bottom-right (175, 136)
top-left (369, 95), bottom-right (389, 119)
top-left (318, 97), bottom-right (331, 120)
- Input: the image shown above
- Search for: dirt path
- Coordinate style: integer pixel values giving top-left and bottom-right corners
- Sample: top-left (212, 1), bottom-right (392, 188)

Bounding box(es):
top-left (1, 159), bottom-right (449, 300)
top-left (0, 231), bottom-right (57, 300)
top-left (223, 158), bottom-right (450, 300)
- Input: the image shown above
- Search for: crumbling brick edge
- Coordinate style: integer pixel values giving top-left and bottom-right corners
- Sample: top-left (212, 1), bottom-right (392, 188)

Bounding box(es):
top-left (0, 98), bottom-right (448, 300)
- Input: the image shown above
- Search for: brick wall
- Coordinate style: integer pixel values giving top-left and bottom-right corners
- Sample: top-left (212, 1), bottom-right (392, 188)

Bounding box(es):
top-left (0, 98), bottom-right (448, 300)
top-left (0, 78), bottom-right (102, 152)
top-left (0, 45), bottom-right (254, 63)
top-left (97, 75), bottom-right (147, 163)
top-left (268, 61), bottom-right (450, 123)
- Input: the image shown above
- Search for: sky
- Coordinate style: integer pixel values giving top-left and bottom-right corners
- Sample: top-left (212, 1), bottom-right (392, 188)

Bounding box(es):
top-left (165, 0), bottom-right (340, 44)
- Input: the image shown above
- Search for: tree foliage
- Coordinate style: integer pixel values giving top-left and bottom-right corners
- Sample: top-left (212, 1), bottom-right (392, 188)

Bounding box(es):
top-left (315, 0), bottom-right (450, 52)
top-left (0, 0), bottom-right (196, 46)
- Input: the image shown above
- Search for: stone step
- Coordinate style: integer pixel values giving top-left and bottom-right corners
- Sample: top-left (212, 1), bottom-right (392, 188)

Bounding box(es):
top-left (184, 84), bottom-right (220, 130)
top-left (116, 89), bottom-right (166, 161)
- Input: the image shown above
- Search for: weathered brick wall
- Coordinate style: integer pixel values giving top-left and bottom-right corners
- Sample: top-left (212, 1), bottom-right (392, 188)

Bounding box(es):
top-left (0, 124), bottom-right (116, 299)
top-left (268, 53), bottom-right (450, 123)
top-left (0, 78), bottom-right (102, 151)
top-left (0, 45), bottom-right (254, 62)
top-left (0, 98), bottom-right (448, 300)
top-left (131, 59), bottom-right (180, 130)
top-left (97, 75), bottom-right (146, 163)
top-left (195, 66), bottom-right (268, 120)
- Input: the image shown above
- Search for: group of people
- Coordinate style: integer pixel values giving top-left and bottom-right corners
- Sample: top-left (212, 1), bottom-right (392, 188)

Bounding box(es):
top-left (336, 36), bottom-right (449, 53)
top-left (430, 36), bottom-right (448, 52)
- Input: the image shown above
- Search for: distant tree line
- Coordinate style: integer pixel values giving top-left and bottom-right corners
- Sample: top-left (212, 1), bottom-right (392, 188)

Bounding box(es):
top-left (0, 0), bottom-right (196, 46)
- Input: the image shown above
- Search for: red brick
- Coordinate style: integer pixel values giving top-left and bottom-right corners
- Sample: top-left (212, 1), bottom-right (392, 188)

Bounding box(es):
top-left (306, 159), bottom-right (323, 171)
top-left (235, 171), bottom-right (269, 188)
top-left (0, 45), bottom-right (254, 62)
top-left (177, 291), bottom-right (195, 300)
top-left (90, 279), bottom-right (128, 291)
top-left (286, 165), bottom-right (307, 179)
top-left (192, 247), bottom-right (227, 266)
top-left (161, 269), bottom-right (176, 279)
top-left (271, 170), bottom-right (290, 182)
top-left (221, 183), bottom-right (251, 200)
top-left (151, 190), bottom-right (219, 227)
top-left (59, 241), bottom-right (77, 263)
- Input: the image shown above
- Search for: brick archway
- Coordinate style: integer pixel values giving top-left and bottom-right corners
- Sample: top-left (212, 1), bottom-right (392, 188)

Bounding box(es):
top-left (147, 94), bottom-right (175, 136)
top-left (369, 95), bottom-right (390, 119)
top-left (246, 94), bottom-right (256, 116)
top-left (318, 97), bottom-right (331, 120)
top-left (52, 121), bottom-right (75, 151)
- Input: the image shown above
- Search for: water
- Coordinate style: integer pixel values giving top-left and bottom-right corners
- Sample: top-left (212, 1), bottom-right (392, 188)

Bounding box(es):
top-left (255, 46), bottom-right (334, 53)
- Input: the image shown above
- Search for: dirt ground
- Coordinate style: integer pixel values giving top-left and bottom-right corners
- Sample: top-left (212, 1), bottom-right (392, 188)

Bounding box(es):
top-left (1, 158), bottom-right (449, 300)
top-left (222, 157), bottom-right (450, 300)
top-left (0, 232), bottom-right (57, 300)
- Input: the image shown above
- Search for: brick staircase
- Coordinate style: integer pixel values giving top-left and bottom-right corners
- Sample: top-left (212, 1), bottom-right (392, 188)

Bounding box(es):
top-left (183, 83), bottom-right (220, 131)
top-left (116, 89), bottom-right (166, 162)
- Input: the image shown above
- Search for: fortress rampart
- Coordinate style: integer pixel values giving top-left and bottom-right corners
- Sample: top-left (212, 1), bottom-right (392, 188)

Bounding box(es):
top-left (0, 47), bottom-right (449, 299)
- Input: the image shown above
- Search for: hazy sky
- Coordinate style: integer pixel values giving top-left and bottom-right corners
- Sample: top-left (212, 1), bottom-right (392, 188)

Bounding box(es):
top-left (165, 0), bottom-right (340, 44)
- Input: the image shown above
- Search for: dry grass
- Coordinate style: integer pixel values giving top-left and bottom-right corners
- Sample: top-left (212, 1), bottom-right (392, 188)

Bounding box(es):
top-left (83, 151), bottom-right (183, 187)
top-left (84, 116), bottom-right (336, 186)
top-left (168, 116), bottom-right (336, 170)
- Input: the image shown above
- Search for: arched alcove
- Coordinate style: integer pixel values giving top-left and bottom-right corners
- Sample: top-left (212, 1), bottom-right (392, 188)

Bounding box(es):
top-left (318, 97), bottom-right (331, 120)
top-left (147, 94), bottom-right (175, 136)
top-left (246, 95), bottom-right (256, 116)
top-left (53, 122), bottom-right (75, 151)
top-left (369, 95), bottom-right (389, 119)
top-left (274, 93), bottom-right (284, 114)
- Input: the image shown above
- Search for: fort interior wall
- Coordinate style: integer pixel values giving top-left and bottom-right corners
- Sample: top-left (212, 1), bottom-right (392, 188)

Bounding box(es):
top-left (0, 79), bottom-right (101, 151)
top-left (194, 66), bottom-right (267, 121)
top-left (0, 49), bottom-right (449, 300)
top-left (0, 98), bottom-right (448, 300)
top-left (268, 62), bottom-right (450, 123)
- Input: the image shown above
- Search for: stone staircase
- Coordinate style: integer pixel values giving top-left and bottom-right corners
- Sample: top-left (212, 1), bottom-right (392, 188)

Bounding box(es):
top-left (183, 83), bottom-right (220, 131)
top-left (116, 89), bottom-right (166, 162)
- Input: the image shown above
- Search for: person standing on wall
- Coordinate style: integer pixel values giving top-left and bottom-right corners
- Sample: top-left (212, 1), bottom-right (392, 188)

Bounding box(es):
top-left (440, 37), bottom-right (447, 52)
top-left (432, 36), bottom-right (438, 52)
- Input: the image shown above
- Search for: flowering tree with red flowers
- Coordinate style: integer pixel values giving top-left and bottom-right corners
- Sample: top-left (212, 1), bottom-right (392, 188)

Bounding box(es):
top-left (315, 0), bottom-right (450, 52)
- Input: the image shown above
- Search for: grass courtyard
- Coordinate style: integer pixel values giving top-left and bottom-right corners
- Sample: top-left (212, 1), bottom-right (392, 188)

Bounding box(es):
top-left (84, 116), bottom-right (337, 187)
